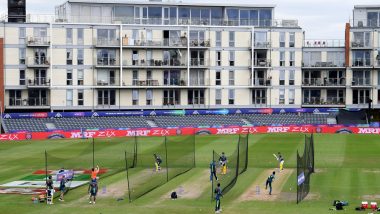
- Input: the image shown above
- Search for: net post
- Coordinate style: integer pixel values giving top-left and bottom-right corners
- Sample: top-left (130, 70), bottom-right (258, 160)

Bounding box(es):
top-left (211, 150), bottom-right (214, 202)
top-left (92, 138), bottom-right (95, 169)
top-left (193, 128), bottom-right (196, 168)
top-left (164, 135), bottom-right (169, 182)
top-left (125, 151), bottom-right (131, 202)
top-left (45, 150), bottom-right (48, 198)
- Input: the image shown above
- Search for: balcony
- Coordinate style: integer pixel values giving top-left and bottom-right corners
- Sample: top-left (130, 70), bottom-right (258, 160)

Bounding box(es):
top-left (351, 78), bottom-right (371, 87)
top-left (352, 58), bottom-right (372, 67)
top-left (26, 57), bottom-right (50, 68)
top-left (253, 41), bottom-right (271, 49)
top-left (189, 39), bottom-right (210, 48)
top-left (123, 59), bottom-right (187, 68)
top-left (302, 78), bottom-right (346, 87)
top-left (304, 39), bottom-right (344, 48)
top-left (190, 58), bottom-right (208, 67)
top-left (252, 58), bottom-right (271, 67)
top-left (27, 78), bottom-right (50, 88)
top-left (302, 97), bottom-right (345, 106)
top-left (302, 60), bottom-right (345, 68)
top-left (351, 41), bottom-right (371, 49)
top-left (96, 38), bottom-right (119, 47)
top-left (250, 78), bottom-right (271, 87)
top-left (96, 78), bottom-right (118, 86)
top-left (350, 19), bottom-right (380, 28)
top-left (96, 58), bottom-right (118, 67)
top-left (27, 36), bottom-right (50, 47)
top-left (123, 37), bottom-right (188, 48)
top-left (131, 79), bottom-right (160, 86)
top-left (8, 97), bottom-right (49, 108)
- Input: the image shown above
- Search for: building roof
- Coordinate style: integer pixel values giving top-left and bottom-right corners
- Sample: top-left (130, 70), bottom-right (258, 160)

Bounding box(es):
top-left (354, 5), bottom-right (380, 9)
top-left (65, 0), bottom-right (276, 8)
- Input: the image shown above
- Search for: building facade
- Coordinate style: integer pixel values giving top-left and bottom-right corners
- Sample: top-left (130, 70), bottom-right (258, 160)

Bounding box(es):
top-left (0, 1), bottom-right (378, 112)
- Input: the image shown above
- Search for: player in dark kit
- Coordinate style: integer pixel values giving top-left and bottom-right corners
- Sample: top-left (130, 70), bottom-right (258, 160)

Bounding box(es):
top-left (46, 175), bottom-right (54, 204)
top-left (214, 183), bottom-right (222, 213)
top-left (210, 160), bottom-right (218, 181)
top-left (58, 175), bottom-right (67, 202)
top-left (88, 180), bottom-right (98, 204)
top-left (265, 171), bottom-right (276, 195)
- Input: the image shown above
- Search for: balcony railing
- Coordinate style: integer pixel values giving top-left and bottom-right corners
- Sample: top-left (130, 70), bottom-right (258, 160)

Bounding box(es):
top-left (352, 58), bottom-right (372, 67)
top-left (28, 78), bottom-right (50, 86)
top-left (302, 78), bottom-right (346, 86)
top-left (27, 57), bottom-right (50, 67)
top-left (123, 37), bottom-right (188, 47)
top-left (304, 39), bottom-right (344, 47)
top-left (97, 58), bottom-right (118, 66)
top-left (253, 41), bottom-right (271, 48)
top-left (189, 39), bottom-right (210, 47)
top-left (303, 60), bottom-right (345, 67)
top-left (351, 41), bottom-right (371, 48)
top-left (350, 19), bottom-right (380, 28)
top-left (8, 97), bottom-right (49, 107)
top-left (163, 79), bottom-right (187, 86)
top-left (253, 58), bottom-right (271, 67)
top-left (251, 78), bottom-right (271, 86)
top-left (351, 78), bottom-right (371, 86)
top-left (96, 38), bottom-right (119, 46)
top-left (27, 36), bottom-right (50, 46)
top-left (97, 78), bottom-right (117, 86)
top-left (303, 97), bottom-right (345, 105)
top-left (124, 59), bottom-right (187, 67)
top-left (190, 58), bottom-right (207, 66)
top-left (131, 79), bottom-right (160, 86)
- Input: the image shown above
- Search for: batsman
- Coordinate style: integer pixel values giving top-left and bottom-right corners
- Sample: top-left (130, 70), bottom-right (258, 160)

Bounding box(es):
top-left (273, 152), bottom-right (285, 171)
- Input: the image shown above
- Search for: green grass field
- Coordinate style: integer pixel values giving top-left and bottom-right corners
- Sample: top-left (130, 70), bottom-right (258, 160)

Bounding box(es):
top-left (0, 133), bottom-right (380, 214)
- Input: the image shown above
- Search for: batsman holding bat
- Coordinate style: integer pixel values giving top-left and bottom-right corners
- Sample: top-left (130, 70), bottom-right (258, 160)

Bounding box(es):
top-left (273, 152), bottom-right (285, 171)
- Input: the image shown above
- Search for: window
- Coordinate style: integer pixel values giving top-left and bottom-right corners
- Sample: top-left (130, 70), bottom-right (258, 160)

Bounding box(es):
top-left (352, 70), bottom-right (371, 85)
top-left (240, 10), bottom-right (249, 25)
top-left (289, 51), bottom-right (295, 66)
top-left (66, 70), bottom-right (73, 85)
top-left (163, 89), bottom-right (180, 105)
top-left (146, 89), bottom-right (153, 105)
top-left (352, 51), bottom-right (371, 66)
top-left (353, 32), bottom-right (371, 48)
top-left (19, 48), bottom-right (25, 64)
top-left (66, 49), bottom-right (73, 65)
top-left (289, 32), bottom-right (295, 47)
top-left (66, 90), bottom-right (73, 106)
top-left (77, 28), bottom-right (84, 45)
top-left (228, 89), bottom-right (235, 104)
top-left (147, 70), bottom-right (152, 81)
top-left (19, 27), bottom-right (26, 44)
top-left (188, 89), bottom-right (205, 104)
top-left (229, 70), bottom-right (235, 85)
top-left (279, 89), bottom-right (285, 104)
top-left (252, 89), bottom-right (266, 105)
top-left (229, 31), bottom-right (235, 47)
top-left (216, 51), bottom-right (221, 66)
top-left (190, 70), bottom-right (205, 86)
top-left (78, 90), bottom-right (84, 106)
top-left (97, 29), bottom-right (117, 45)
top-left (280, 51), bottom-right (285, 66)
top-left (132, 70), bottom-right (138, 85)
top-left (33, 48), bottom-right (47, 65)
top-left (215, 89), bottom-right (222, 104)
top-left (303, 51), bottom-right (322, 67)
top-left (98, 89), bottom-right (116, 105)
top-left (229, 51), bottom-right (235, 66)
top-left (279, 70), bottom-right (285, 85)
top-left (77, 49), bottom-right (84, 65)
top-left (367, 12), bottom-right (379, 27)
top-left (19, 70), bottom-right (25, 85)
top-left (259, 9), bottom-right (272, 27)
top-left (289, 89), bottom-right (295, 104)
top-left (255, 32), bottom-right (267, 47)
top-left (289, 70), bottom-right (295, 85)
top-left (353, 89), bottom-right (370, 104)
top-left (226, 9), bottom-right (238, 25)
top-left (216, 31), bottom-right (221, 47)
top-left (66, 28), bottom-right (73, 44)
top-left (327, 51), bottom-right (345, 67)
top-left (132, 89), bottom-right (139, 105)
top-left (77, 69), bottom-right (84, 85)
top-left (280, 32), bottom-right (285, 47)
top-left (215, 70), bottom-right (221, 85)
top-left (9, 90), bottom-right (22, 106)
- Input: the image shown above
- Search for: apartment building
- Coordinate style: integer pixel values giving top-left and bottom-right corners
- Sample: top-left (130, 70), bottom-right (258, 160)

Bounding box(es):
top-left (0, 0), bottom-right (310, 111)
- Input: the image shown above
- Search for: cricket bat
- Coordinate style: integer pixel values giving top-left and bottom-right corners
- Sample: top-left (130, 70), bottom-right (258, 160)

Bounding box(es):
top-left (273, 153), bottom-right (278, 160)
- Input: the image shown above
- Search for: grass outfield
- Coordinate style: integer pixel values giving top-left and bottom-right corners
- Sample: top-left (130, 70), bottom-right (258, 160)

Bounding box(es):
top-left (0, 134), bottom-right (380, 213)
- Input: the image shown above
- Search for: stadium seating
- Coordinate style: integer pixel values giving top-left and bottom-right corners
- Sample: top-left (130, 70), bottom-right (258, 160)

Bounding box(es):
top-left (0, 111), bottom-right (346, 133)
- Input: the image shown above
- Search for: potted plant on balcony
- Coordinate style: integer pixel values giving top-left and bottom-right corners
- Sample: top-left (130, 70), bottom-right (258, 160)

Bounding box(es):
top-left (181, 33), bottom-right (187, 46)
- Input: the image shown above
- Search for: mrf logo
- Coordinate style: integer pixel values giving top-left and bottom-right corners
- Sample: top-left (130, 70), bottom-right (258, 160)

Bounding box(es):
top-left (358, 128), bottom-right (380, 134)
top-left (267, 127), bottom-right (290, 133)
top-left (126, 130), bottom-right (151, 136)
top-left (71, 131), bottom-right (97, 138)
top-left (216, 128), bottom-right (240, 135)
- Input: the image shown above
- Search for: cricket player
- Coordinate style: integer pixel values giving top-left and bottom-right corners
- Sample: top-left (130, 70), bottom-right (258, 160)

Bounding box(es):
top-left (278, 152), bottom-right (285, 171)
top-left (214, 183), bottom-right (222, 213)
top-left (58, 175), bottom-right (67, 202)
top-left (219, 152), bottom-right (227, 175)
top-left (46, 175), bottom-right (54, 204)
top-left (265, 171), bottom-right (275, 195)
top-left (88, 180), bottom-right (98, 204)
top-left (154, 154), bottom-right (162, 172)
top-left (210, 160), bottom-right (218, 181)
top-left (91, 165), bottom-right (100, 181)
